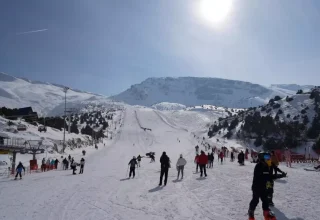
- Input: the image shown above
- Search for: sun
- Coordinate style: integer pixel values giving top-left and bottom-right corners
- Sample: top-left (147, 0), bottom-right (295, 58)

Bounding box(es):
top-left (199, 0), bottom-right (233, 24)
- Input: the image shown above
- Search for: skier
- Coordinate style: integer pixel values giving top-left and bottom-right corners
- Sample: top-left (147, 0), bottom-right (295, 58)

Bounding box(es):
top-left (270, 151), bottom-right (285, 175)
top-left (128, 156), bottom-right (138, 178)
top-left (207, 152), bottom-right (212, 168)
top-left (219, 151), bottom-right (224, 164)
top-left (248, 152), bottom-right (287, 220)
top-left (159, 152), bottom-right (170, 186)
top-left (15, 162), bottom-right (25, 180)
top-left (68, 154), bottom-right (71, 161)
top-left (176, 154), bottom-right (187, 179)
top-left (54, 159), bottom-right (59, 169)
top-left (50, 159), bottom-right (55, 169)
top-left (195, 145), bottom-right (199, 154)
top-left (231, 151), bottom-right (235, 162)
top-left (137, 155), bottom-right (142, 167)
top-left (71, 160), bottom-right (78, 175)
top-left (46, 158), bottom-right (50, 170)
top-left (198, 151), bottom-right (208, 177)
top-left (71, 157), bottom-right (74, 165)
top-left (82, 150), bottom-right (86, 156)
top-left (41, 158), bottom-right (46, 172)
top-left (79, 158), bottom-right (85, 174)
top-left (62, 158), bottom-right (68, 170)
top-left (284, 148), bottom-right (292, 168)
top-left (238, 151), bottom-right (245, 165)
top-left (194, 153), bottom-right (200, 173)
top-left (65, 159), bottom-right (69, 170)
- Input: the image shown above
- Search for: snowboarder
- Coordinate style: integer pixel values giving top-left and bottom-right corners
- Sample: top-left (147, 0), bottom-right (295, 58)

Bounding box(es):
top-left (159, 152), bottom-right (170, 186)
top-left (15, 162), bottom-right (25, 180)
top-left (54, 159), bottom-right (59, 169)
top-left (198, 151), bottom-right (208, 177)
top-left (194, 154), bottom-right (200, 172)
top-left (248, 152), bottom-right (287, 220)
top-left (128, 156), bottom-right (138, 178)
top-left (176, 154), bottom-right (187, 179)
top-left (284, 148), bottom-right (292, 168)
top-left (79, 158), bottom-right (85, 174)
top-left (71, 160), bottom-right (77, 175)
top-left (238, 151), bottom-right (245, 165)
top-left (137, 155), bottom-right (142, 167)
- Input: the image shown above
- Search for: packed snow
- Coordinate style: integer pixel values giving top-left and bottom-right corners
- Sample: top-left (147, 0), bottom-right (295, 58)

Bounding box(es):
top-left (0, 106), bottom-right (319, 220)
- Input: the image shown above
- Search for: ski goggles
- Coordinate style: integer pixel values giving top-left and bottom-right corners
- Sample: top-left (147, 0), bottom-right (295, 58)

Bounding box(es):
top-left (264, 154), bottom-right (271, 160)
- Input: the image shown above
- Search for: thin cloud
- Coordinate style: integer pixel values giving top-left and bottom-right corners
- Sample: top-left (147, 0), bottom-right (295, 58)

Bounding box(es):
top-left (16, 29), bottom-right (48, 35)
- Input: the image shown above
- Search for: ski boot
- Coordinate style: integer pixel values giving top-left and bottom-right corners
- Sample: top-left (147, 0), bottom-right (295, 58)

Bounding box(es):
top-left (269, 201), bottom-right (275, 207)
top-left (248, 210), bottom-right (255, 220)
top-left (263, 210), bottom-right (276, 220)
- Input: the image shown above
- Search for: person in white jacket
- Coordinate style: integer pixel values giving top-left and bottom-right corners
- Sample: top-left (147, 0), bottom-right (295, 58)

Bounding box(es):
top-left (176, 154), bottom-right (187, 179)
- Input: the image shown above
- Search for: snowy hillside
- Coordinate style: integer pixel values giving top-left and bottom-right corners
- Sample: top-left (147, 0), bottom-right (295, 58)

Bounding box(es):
top-left (112, 77), bottom-right (314, 108)
top-left (207, 88), bottom-right (320, 155)
top-left (1, 106), bottom-right (319, 220)
top-left (0, 72), bottom-right (115, 116)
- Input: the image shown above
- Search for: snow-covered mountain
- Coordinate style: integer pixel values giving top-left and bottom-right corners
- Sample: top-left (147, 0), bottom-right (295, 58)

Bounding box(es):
top-left (207, 87), bottom-right (320, 155)
top-left (0, 72), bottom-right (117, 116)
top-left (112, 77), bottom-right (315, 108)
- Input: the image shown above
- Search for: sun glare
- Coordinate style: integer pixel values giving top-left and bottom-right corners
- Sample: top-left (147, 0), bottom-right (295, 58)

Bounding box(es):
top-left (199, 0), bottom-right (233, 25)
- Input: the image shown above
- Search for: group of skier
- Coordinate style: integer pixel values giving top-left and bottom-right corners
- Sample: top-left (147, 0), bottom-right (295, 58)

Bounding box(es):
top-left (40, 158), bottom-right (60, 172)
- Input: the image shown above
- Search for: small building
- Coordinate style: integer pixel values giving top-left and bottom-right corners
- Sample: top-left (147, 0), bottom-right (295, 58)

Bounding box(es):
top-left (17, 124), bottom-right (27, 131)
top-left (0, 133), bottom-right (9, 145)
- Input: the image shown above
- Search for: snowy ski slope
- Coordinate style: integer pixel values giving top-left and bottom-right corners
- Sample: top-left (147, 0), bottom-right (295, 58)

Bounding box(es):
top-left (0, 106), bottom-right (319, 220)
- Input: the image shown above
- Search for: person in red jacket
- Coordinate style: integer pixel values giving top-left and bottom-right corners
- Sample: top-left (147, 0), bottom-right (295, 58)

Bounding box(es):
top-left (194, 154), bottom-right (200, 173)
top-left (219, 151), bottom-right (224, 164)
top-left (198, 151), bottom-right (208, 177)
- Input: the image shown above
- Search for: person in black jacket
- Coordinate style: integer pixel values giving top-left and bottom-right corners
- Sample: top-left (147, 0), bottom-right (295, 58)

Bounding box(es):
top-left (238, 151), bottom-right (245, 165)
top-left (230, 151), bottom-right (234, 162)
top-left (159, 152), bottom-right (170, 186)
top-left (128, 156), bottom-right (138, 178)
top-left (15, 162), bottom-right (25, 180)
top-left (248, 152), bottom-right (286, 220)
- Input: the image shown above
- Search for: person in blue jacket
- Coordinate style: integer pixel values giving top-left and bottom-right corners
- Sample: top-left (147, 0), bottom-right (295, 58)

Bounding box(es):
top-left (15, 162), bottom-right (25, 180)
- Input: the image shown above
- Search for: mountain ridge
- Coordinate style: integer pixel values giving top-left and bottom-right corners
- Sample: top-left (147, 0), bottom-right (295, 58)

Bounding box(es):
top-left (112, 76), bottom-right (315, 108)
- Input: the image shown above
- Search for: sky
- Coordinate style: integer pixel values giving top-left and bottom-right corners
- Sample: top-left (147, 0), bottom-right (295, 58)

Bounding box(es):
top-left (0, 0), bottom-right (320, 96)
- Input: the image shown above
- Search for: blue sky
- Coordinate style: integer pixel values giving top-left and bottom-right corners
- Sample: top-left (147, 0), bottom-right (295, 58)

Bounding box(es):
top-left (0, 0), bottom-right (320, 95)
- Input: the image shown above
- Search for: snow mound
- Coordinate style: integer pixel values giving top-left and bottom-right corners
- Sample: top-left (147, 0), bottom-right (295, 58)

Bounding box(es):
top-left (152, 102), bottom-right (186, 111)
